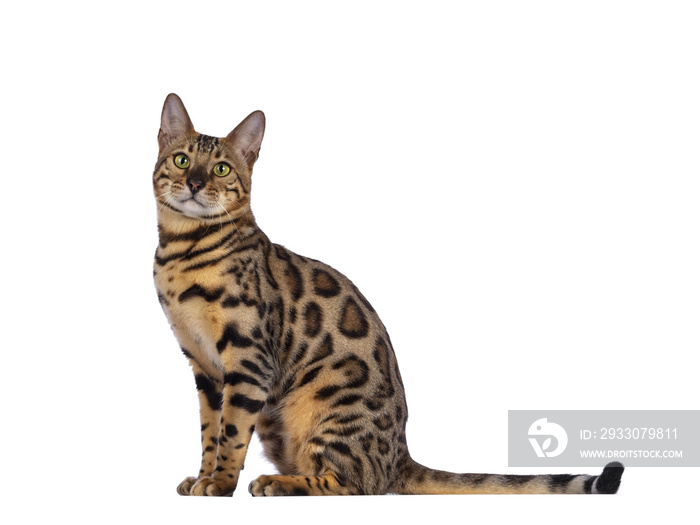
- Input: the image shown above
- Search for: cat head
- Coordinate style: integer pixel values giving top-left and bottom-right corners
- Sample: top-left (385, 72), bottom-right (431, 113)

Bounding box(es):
top-left (153, 93), bottom-right (265, 224)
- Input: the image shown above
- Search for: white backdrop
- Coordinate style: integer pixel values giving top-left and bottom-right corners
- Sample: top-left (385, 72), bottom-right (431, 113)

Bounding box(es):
top-left (1, 1), bottom-right (698, 523)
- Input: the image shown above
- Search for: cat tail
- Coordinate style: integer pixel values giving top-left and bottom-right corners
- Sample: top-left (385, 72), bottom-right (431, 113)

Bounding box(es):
top-left (394, 459), bottom-right (624, 494)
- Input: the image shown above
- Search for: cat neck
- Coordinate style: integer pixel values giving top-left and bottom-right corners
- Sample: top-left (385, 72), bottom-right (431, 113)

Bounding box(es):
top-left (157, 205), bottom-right (259, 246)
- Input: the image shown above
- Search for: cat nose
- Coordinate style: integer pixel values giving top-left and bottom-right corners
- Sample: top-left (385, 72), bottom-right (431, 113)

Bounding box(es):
top-left (187, 178), bottom-right (204, 194)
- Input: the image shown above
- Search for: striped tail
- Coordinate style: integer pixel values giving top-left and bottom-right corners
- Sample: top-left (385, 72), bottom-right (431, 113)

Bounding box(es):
top-left (395, 459), bottom-right (624, 494)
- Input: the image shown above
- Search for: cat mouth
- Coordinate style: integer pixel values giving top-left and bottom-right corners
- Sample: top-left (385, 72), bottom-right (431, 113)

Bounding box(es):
top-left (181, 197), bottom-right (204, 207)
top-left (176, 196), bottom-right (210, 216)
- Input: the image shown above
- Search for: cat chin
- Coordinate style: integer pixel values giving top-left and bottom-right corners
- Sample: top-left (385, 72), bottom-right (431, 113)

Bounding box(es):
top-left (178, 197), bottom-right (212, 217)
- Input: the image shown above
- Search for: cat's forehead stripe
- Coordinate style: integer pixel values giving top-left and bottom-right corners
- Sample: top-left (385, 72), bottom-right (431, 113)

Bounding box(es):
top-left (196, 134), bottom-right (220, 153)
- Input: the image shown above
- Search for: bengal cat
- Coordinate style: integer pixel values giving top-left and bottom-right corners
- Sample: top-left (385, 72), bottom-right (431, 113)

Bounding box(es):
top-left (153, 93), bottom-right (624, 496)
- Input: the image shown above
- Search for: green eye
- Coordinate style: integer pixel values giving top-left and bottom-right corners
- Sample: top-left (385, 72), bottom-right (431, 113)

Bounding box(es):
top-left (213, 163), bottom-right (231, 177)
top-left (174, 154), bottom-right (190, 169)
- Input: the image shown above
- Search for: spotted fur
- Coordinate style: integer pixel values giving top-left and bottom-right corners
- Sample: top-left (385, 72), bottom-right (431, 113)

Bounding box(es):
top-left (153, 94), bottom-right (624, 496)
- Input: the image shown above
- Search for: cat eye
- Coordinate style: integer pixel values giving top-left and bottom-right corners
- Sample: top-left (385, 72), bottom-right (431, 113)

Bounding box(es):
top-left (213, 163), bottom-right (231, 177)
top-left (174, 154), bottom-right (190, 169)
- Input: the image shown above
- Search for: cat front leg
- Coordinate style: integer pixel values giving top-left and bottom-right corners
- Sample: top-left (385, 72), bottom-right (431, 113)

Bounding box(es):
top-left (189, 339), bottom-right (273, 496)
top-left (177, 357), bottom-right (223, 495)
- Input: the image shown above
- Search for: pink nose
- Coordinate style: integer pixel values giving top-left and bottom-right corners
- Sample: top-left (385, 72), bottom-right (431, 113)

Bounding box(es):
top-left (188, 179), bottom-right (204, 194)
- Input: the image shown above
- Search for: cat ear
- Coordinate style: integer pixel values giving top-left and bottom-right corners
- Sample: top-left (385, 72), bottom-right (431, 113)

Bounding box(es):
top-left (225, 111), bottom-right (266, 169)
top-left (158, 93), bottom-right (195, 150)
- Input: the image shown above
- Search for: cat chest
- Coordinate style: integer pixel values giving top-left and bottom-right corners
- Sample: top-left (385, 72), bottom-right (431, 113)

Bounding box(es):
top-left (154, 260), bottom-right (266, 369)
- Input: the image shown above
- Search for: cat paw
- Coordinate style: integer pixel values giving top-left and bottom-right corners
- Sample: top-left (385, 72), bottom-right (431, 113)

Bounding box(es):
top-left (176, 476), bottom-right (198, 495)
top-left (249, 475), bottom-right (308, 496)
top-left (249, 475), bottom-right (278, 496)
top-left (190, 476), bottom-right (236, 497)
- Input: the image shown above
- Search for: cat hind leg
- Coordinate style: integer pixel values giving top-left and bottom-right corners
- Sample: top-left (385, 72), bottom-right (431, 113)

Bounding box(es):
top-left (248, 471), bottom-right (357, 496)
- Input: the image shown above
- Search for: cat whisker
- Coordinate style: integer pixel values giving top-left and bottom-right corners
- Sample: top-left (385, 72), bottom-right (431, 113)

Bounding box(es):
top-left (201, 219), bottom-right (212, 237)
top-left (211, 203), bottom-right (222, 239)
top-left (217, 202), bottom-right (242, 247)
top-left (157, 194), bottom-right (177, 216)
